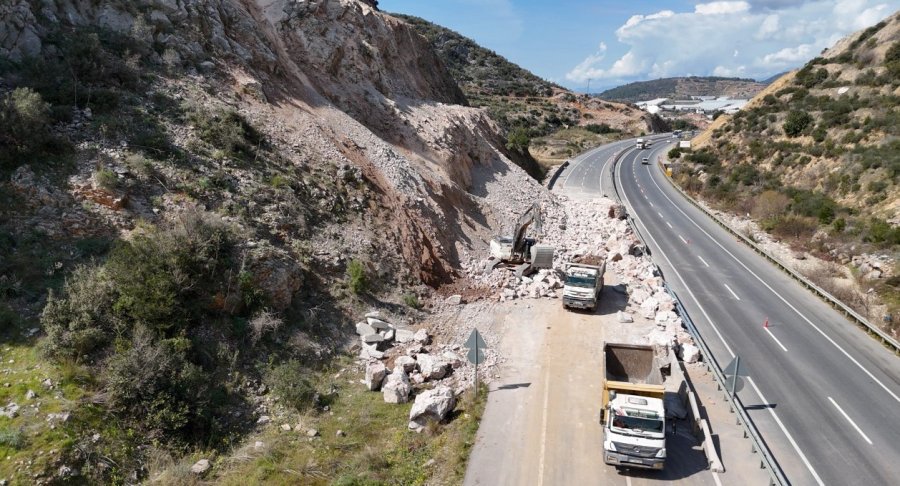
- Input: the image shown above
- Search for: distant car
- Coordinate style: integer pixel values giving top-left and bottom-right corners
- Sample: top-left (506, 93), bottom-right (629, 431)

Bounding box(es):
top-left (641, 157), bottom-right (649, 165)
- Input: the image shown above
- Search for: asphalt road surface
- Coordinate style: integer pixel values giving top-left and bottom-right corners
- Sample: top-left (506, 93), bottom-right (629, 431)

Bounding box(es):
top-left (591, 137), bottom-right (900, 485)
top-left (464, 285), bottom-right (717, 486)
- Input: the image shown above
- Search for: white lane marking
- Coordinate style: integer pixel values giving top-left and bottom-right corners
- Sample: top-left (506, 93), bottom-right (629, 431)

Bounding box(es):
top-left (645, 166), bottom-right (900, 404)
top-left (748, 377), bottom-right (825, 485)
top-left (648, 200), bottom-right (655, 208)
top-left (827, 397), bottom-right (873, 445)
top-left (619, 158), bottom-right (825, 485)
top-left (538, 368), bottom-right (550, 486)
top-left (657, 211), bottom-right (663, 218)
top-left (765, 327), bottom-right (789, 352)
top-left (723, 283), bottom-right (740, 301)
top-left (678, 235), bottom-right (688, 244)
top-left (561, 143), bottom-right (611, 189)
top-left (616, 160), bottom-right (735, 358)
top-left (666, 222), bottom-right (673, 229)
top-left (713, 471), bottom-right (723, 486)
top-left (697, 255), bottom-right (710, 267)
top-left (625, 475), bottom-right (632, 486)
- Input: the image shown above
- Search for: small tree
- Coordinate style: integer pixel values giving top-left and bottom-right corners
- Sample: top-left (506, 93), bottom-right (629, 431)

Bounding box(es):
top-left (506, 127), bottom-right (530, 154)
top-left (347, 259), bottom-right (367, 294)
top-left (783, 110), bottom-right (812, 137)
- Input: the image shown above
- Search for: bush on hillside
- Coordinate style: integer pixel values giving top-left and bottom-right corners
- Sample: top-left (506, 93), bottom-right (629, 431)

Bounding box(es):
top-left (0, 88), bottom-right (53, 166)
top-left (347, 259), bottom-right (367, 294)
top-left (268, 360), bottom-right (317, 413)
top-left (506, 126), bottom-right (531, 153)
top-left (783, 110), bottom-right (812, 137)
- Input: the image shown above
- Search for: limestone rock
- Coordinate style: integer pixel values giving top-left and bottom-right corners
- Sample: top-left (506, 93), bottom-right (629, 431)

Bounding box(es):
top-left (680, 343), bottom-right (701, 364)
top-left (382, 369), bottom-right (411, 404)
top-left (413, 328), bottom-right (430, 344)
top-left (355, 321), bottom-right (376, 336)
top-left (395, 355), bottom-right (417, 373)
top-left (191, 459), bottom-right (210, 475)
top-left (365, 362), bottom-right (387, 391)
top-left (417, 353), bottom-right (449, 381)
top-left (395, 328), bottom-right (415, 343)
top-left (617, 311), bottom-right (634, 323)
top-left (408, 386), bottom-right (456, 432)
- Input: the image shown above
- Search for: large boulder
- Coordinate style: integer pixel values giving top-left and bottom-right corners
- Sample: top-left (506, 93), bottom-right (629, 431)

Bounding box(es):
top-left (367, 317), bottom-right (392, 330)
top-left (355, 321), bottom-right (376, 336)
top-left (365, 362), bottom-right (387, 391)
top-left (413, 328), bottom-right (430, 344)
top-left (408, 386), bottom-right (456, 432)
top-left (382, 369), bottom-right (411, 404)
top-left (416, 353), bottom-right (449, 381)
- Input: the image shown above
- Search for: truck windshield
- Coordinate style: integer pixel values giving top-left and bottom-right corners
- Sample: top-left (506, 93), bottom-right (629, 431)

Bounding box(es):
top-left (611, 412), bottom-right (663, 433)
top-left (565, 276), bottom-right (596, 288)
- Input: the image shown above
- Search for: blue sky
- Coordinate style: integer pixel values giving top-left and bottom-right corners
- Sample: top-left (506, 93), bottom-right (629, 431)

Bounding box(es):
top-left (379, 1), bottom-right (899, 92)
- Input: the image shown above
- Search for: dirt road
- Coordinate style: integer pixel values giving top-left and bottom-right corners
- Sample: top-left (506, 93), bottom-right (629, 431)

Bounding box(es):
top-left (464, 276), bottom-right (715, 486)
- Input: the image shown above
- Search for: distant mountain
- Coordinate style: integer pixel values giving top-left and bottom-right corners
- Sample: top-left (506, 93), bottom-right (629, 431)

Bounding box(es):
top-left (759, 72), bottom-right (789, 84)
top-left (599, 76), bottom-right (767, 102)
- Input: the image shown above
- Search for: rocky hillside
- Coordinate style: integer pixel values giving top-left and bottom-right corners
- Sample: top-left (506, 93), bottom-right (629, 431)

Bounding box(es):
top-left (0, 0), bottom-right (556, 483)
top-left (394, 14), bottom-right (648, 166)
top-left (678, 12), bottom-right (900, 332)
top-left (599, 76), bottom-right (766, 102)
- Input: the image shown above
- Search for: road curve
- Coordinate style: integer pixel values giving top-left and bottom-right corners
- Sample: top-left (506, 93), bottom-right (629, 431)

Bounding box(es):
top-left (608, 139), bottom-right (900, 485)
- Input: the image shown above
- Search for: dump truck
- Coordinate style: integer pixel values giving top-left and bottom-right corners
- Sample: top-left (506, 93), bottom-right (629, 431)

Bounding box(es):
top-left (635, 138), bottom-right (646, 149)
top-left (601, 343), bottom-right (666, 470)
top-left (562, 262), bottom-right (605, 310)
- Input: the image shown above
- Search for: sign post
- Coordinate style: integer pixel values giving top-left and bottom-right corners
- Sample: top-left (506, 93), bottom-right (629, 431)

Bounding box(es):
top-left (465, 328), bottom-right (487, 395)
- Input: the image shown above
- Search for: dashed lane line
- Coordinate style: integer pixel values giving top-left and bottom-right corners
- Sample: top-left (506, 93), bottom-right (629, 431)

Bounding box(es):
top-left (828, 397), bottom-right (873, 445)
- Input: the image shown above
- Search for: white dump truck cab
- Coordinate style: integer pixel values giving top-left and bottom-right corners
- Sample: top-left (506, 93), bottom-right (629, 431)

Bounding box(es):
top-left (603, 392), bottom-right (666, 470)
top-left (562, 263), bottom-right (605, 310)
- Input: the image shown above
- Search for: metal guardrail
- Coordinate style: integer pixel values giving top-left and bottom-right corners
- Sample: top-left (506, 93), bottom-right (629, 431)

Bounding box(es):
top-left (669, 284), bottom-right (789, 486)
top-left (659, 169), bottom-right (900, 355)
top-left (608, 145), bottom-right (788, 485)
top-left (544, 159), bottom-right (569, 190)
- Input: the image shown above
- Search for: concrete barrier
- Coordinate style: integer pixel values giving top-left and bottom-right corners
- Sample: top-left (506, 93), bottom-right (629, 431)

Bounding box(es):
top-left (699, 419), bottom-right (725, 473)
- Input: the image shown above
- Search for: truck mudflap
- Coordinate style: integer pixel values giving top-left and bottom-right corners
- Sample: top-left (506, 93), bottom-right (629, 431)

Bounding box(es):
top-left (603, 452), bottom-right (665, 470)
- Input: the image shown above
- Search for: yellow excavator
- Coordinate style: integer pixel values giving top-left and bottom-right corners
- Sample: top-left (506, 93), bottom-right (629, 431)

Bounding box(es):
top-left (484, 202), bottom-right (555, 277)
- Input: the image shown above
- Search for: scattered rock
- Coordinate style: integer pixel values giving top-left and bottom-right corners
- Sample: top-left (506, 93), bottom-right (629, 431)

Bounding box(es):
top-left (409, 386), bottom-right (456, 432)
top-left (306, 428), bottom-right (319, 437)
top-left (254, 441), bottom-right (265, 449)
top-left (25, 389), bottom-right (36, 400)
top-left (355, 321), bottom-right (376, 336)
top-left (362, 333), bottom-right (385, 344)
top-left (360, 343), bottom-right (385, 360)
top-left (416, 353), bottom-right (449, 381)
top-left (382, 369), bottom-right (411, 404)
top-left (680, 343), bottom-right (701, 364)
top-left (445, 294), bottom-right (462, 305)
top-left (395, 328), bottom-right (416, 343)
top-left (336, 429), bottom-right (346, 437)
top-left (257, 415), bottom-right (271, 425)
top-left (47, 412), bottom-right (70, 423)
top-left (41, 378), bottom-right (53, 388)
top-left (191, 459), bottom-right (210, 475)
top-left (365, 362), bottom-right (388, 391)
top-left (0, 402), bottom-right (18, 419)
top-left (395, 355), bottom-right (417, 373)
top-left (423, 458), bottom-right (436, 468)
top-left (413, 328), bottom-right (430, 344)
top-left (367, 317), bottom-right (392, 330)
top-left (280, 424), bottom-right (292, 431)
top-left (617, 311), bottom-right (633, 323)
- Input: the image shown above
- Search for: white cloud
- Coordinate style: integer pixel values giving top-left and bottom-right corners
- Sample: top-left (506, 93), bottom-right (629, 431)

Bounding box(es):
top-left (695, 1), bottom-right (751, 15)
top-left (565, 0), bottom-right (900, 86)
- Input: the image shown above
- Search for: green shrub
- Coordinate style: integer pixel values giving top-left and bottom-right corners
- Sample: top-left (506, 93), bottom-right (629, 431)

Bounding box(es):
top-left (0, 427), bottom-right (25, 450)
top-left (667, 147), bottom-right (682, 159)
top-left (0, 88), bottom-right (53, 166)
top-left (189, 108), bottom-right (263, 160)
top-left (402, 293), bottom-right (421, 309)
top-left (347, 259), bottom-right (367, 294)
top-left (42, 266), bottom-right (117, 359)
top-left (506, 127), bottom-right (530, 154)
top-left (268, 360), bottom-right (317, 412)
top-left (783, 110), bottom-right (812, 137)
top-left (866, 218), bottom-right (900, 245)
top-left (93, 168), bottom-right (118, 189)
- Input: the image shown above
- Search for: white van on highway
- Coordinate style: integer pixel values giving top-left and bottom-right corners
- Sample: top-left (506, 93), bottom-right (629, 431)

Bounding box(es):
top-left (641, 156), bottom-right (649, 165)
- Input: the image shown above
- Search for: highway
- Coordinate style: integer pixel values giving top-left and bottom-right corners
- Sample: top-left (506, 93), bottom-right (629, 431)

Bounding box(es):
top-left (558, 136), bottom-right (900, 485)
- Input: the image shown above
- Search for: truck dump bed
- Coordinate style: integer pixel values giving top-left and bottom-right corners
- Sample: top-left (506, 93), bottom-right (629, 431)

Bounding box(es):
top-left (604, 343), bottom-right (662, 385)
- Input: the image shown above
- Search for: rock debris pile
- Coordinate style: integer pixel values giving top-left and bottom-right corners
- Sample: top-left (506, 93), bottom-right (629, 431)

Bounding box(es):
top-left (356, 311), bottom-right (492, 428)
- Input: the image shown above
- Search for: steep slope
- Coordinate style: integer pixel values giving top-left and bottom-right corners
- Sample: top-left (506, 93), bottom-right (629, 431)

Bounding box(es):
top-left (0, 0), bottom-right (554, 482)
top-left (680, 12), bottom-right (900, 333)
top-left (599, 76), bottom-right (766, 102)
top-left (394, 13), bottom-right (647, 165)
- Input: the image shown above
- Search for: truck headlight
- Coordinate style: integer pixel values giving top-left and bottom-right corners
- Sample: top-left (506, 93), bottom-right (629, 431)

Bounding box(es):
top-left (606, 441), bottom-right (616, 452)
top-left (655, 447), bottom-right (666, 458)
